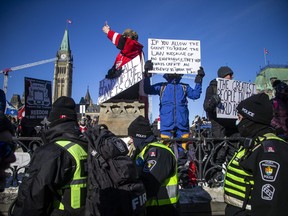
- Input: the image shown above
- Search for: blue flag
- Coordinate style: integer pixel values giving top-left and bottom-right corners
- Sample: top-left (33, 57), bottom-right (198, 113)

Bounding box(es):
top-left (5, 101), bottom-right (18, 116)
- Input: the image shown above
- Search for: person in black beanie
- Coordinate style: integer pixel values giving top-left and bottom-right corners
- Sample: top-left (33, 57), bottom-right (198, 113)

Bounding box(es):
top-left (203, 66), bottom-right (238, 137)
top-left (203, 66), bottom-right (239, 187)
top-left (224, 93), bottom-right (288, 216)
top-left (128, 115), bottom-right (179, 216)
top-left (13, 96), bottom-right (88, 216)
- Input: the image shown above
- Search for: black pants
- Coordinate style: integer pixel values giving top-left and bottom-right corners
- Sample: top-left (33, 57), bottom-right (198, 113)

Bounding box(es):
top-left (147, 204), bottom-right (179, 216)
top-left (225, 204), bottom-right (251, 216)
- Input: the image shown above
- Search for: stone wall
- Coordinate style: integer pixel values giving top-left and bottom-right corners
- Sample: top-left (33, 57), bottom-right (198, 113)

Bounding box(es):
top-left (98, 101), bottom-right (145, 136)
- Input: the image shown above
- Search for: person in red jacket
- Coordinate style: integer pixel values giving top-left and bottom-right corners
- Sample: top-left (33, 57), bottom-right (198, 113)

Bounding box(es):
top-left (102, 23), bottom-right (144, 79)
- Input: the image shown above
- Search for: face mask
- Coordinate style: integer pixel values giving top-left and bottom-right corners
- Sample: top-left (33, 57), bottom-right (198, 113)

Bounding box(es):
top-left (235, 119), bottom-right (240, 126)
top-left (236, 118), bottom-right (257, 138)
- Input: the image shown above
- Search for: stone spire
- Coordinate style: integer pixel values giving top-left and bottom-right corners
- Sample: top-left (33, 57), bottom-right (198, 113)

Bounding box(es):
top-left (60, 29), bottom-right (70, 51)
top-left (85, 86), bottom-right (93, 105)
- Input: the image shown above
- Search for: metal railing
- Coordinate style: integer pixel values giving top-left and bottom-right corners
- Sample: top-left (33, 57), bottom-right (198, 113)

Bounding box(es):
top-left (5, 132), bottom-right (242, 189)
top-left (5, 137), bottom-right (43, 188)
top-left (163, 135), bottom-right (241, 187)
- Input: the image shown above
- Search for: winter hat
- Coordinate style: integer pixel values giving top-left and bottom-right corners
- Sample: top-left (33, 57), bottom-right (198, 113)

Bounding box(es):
top-left (163, 73), bottom-right (183, 83)
top-left (275, 81), bottom-right (288, 94)
top-left (236, 93), bottom-right (273, 125)
top-left (217, 66), bottom-right (233, 78)
top-left (128, 115), bottom-right (153, 139)
top-left (122, 28), bottom-right (138, 40)
top-left (48, 96), bottom-right (77, 124)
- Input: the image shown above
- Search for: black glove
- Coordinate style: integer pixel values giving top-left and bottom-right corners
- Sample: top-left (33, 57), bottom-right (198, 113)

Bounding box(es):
top-left (194, 67), bottom-right (205, 84)
top-left (144, 60), bottom-right (153, 71)
top-left (105, 66), bottom-right (123, 79)
top-left (144, 60), bottom-right (153, 77)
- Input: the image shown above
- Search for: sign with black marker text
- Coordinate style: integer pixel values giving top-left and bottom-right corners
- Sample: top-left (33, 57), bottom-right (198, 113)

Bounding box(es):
top-left (216, 78), bottom-right (257, 119)
top-left (98, 55), bottom-right (144, 104)
top-left (148, 38), bottom-right (201, 74)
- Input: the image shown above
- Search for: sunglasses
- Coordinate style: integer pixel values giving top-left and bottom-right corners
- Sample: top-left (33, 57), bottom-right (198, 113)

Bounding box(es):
top-left (0, 141), bottom-right (16, 158)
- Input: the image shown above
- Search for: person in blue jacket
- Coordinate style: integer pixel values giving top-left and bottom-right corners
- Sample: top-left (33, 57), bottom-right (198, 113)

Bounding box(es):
top-left (144, 60), bottom-right (204, 147)
top-left (143, 61), bottom-right (204, 187)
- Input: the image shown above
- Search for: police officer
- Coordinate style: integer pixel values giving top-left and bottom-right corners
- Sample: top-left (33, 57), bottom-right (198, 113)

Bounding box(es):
top-left (13, 96), bottom-right (88, 216)
top-left (128, 115), bottom-right (179, 216)
top-left (224, 93), bottom-right (288, 215)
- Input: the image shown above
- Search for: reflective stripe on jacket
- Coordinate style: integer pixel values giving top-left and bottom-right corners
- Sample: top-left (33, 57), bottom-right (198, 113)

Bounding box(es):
top-left (224, 146), bottom-right (253, 210)
top-left (54, 141), bottom-right (88, 210)
top-left (137, 142), bottom-right (179, 206)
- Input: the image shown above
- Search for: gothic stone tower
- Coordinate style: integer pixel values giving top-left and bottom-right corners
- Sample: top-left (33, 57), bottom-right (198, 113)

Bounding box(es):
top-left (52, 29), bottom-right (73, 102)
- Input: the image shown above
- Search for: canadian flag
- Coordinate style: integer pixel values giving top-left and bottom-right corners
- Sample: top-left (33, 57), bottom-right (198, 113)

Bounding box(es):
top-left (18, 105), bottom-right (25, 120)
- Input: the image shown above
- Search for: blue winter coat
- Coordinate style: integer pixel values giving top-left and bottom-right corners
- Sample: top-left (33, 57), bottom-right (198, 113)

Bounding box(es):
top-left (144, 75), bottom-right (202, 136)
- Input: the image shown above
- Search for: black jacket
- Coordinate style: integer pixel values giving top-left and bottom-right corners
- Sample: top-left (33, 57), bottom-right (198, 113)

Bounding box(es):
top-left (13, 121), bottom-right (88, 216)
top-left (134, 136), bottom-right (177, 199)
top-left (203, 79), bottom-right (238, 137)
top-left (239, 130), bottom-right (288, 216)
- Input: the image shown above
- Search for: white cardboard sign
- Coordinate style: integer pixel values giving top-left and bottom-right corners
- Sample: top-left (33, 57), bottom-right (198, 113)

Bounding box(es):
top-left (148, 38), bottom-right (201, 74)
top-left (98, 55), bottom-right (144, 104)
top-left (216, 78), bottom-right (257, 119)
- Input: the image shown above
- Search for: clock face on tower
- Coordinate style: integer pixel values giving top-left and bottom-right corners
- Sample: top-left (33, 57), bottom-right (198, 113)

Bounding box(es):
top-left (60, 54), bottom-right (67, 60)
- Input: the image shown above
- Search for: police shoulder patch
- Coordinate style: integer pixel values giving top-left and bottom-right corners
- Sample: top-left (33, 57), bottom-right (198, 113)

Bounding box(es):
top-left (259, 160), bottom-right (280, 182)
top-left (143, 160), bottom-right (157, 172)
top-left (261, 184), bottom-right (275, 200)
top-left (262, 140), bottom-right (277, 153)
top-left (148, 147), bottom-right (157, 157)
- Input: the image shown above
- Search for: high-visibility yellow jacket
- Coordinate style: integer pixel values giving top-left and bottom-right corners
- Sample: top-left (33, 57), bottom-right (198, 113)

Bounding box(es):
top-left (54, 141), bottom-right (88, 210)
top-left (137, 142), bottom-right (179, 206)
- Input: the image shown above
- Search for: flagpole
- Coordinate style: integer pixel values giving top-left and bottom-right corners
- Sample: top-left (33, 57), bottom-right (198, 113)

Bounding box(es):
top-left (66, 19), bottom-right (72, 29)
top-left (264, 48), bottom-right (267, 65)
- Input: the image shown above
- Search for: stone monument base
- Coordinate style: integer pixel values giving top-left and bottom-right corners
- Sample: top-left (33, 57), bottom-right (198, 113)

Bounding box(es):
top-left (98, 100), bottom-right (146, 136)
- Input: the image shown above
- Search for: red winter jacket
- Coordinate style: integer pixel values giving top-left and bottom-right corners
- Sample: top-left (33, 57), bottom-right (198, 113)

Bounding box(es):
top-left (107, 30), bottom-right (143, 69)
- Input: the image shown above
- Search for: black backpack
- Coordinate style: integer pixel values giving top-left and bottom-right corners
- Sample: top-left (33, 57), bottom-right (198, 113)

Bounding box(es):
top-left (84, 124), bottom-right (146, 216)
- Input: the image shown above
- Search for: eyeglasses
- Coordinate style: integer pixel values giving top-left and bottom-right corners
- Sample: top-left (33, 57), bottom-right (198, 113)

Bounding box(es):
top-left (0, 141), bottom-right (16, 158)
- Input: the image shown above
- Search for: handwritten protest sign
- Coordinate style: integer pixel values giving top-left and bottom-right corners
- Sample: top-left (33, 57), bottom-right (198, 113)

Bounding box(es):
top-left (216, 78), bottom-right (257, 119)
top-left (148, 38), bottom-right (201, 74)
top-left (98, 55), bottom-right (144, 104)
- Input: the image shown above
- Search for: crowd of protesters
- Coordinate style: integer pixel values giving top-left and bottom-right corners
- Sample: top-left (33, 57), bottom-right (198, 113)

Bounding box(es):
top-left (0, 24), bottom-right (287, 216)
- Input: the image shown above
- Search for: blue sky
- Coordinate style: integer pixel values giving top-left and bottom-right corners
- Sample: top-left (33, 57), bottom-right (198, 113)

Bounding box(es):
top-left (1, 0), bottom-right (288, 123)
